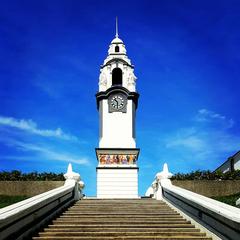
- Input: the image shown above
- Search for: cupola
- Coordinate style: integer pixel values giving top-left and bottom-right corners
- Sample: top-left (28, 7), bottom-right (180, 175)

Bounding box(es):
top-left (98, 18), bottom-right (137, 92)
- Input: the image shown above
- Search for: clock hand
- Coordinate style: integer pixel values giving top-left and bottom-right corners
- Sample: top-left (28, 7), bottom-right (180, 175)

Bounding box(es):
top-left (113, 99), bottom-right (118, 107)
top-left (116, 98), bottom-right (122, 107)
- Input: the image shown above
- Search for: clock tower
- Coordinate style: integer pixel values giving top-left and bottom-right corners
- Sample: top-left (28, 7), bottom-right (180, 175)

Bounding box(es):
top-left (96, 21), bottom-right (139, 198)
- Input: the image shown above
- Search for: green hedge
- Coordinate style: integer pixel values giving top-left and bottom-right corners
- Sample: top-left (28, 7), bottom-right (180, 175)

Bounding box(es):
top-left (212, 193), bottom-right (240, 207)
top-left (0, 195), bottom-right (29, 208)
top-left (1, 169), bottom-right (240, 181)
top-left (0, 170), bottom-right (64, 181)
top-left (172, 170), bottom-right (240, 180)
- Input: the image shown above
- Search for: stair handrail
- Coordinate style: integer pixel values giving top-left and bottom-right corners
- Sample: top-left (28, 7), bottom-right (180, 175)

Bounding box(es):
top-left (0, 163), bottom-right (85, 240)
top-left (0, 183), bottom-right (75, 220)
top-left (145, 163), bottom-right (240, 240)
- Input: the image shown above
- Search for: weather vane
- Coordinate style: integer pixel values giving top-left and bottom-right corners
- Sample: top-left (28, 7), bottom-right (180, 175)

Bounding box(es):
top-left (115, 16), bottom-right (118, 38)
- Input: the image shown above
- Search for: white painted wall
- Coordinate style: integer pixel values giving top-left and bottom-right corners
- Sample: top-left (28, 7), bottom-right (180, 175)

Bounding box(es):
top-left (234, 157), bottom-right (240, 170)
top-left (218, 161), bottom-right (230, 173)
top-left (97, 168), bottom-right (138, 198)
top-left (99, 99), bottom-right (136, 148)
top-left (215, 152), bottom-right (240, 173)
top-left (216, 157), bottom-right (240, 173)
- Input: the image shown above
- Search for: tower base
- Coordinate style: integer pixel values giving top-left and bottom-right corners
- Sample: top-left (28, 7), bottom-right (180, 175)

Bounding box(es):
top-left (97, 167), bottom-right (138, 198)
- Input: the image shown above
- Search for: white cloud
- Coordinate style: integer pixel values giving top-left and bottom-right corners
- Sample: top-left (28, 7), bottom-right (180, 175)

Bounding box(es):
top-left (195, 108), bottom-right (234, 128)
top-left (0, 137), bottom-right (90, 166)
top-left (163, 109), bottom-right (240, 169)
top-left (166, 135), bottom-right (205, 151)
top-left (166, 128), bottom-right (239, 153)
top-left (0, 116), bottom-right (78, 141)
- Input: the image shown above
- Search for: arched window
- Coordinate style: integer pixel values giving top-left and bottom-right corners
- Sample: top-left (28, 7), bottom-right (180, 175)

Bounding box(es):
top-left (112, 68), bottom-right (122, 86)
top-left (115, 45), bottom-right (119, 52)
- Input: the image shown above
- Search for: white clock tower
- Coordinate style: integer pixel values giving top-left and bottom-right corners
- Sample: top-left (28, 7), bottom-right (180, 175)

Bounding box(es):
top-left (96, 20), bottom-right (139, 198)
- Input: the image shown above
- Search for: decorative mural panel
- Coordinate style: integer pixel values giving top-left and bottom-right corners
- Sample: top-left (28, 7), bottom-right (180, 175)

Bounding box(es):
top-left (98, 154), bottom-right (137, 165)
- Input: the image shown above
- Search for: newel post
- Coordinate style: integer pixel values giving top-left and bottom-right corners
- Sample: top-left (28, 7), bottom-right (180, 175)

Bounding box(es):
top-left (155, 163), bottom-right (173, 200)
top-left (64, 163), bottom-right (85, 200)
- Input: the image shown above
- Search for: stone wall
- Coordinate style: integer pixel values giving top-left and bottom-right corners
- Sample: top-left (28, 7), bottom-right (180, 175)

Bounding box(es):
top-left (0, 181), bottom-right (64, 196)
top-left (172, 180), bottom-right (240, 197)
top-left (0, 180), bottom-right (240, 197)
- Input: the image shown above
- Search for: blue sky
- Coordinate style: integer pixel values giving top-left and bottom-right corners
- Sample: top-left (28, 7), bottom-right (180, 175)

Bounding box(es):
top-left (0, 0), bottom-right (240, 196)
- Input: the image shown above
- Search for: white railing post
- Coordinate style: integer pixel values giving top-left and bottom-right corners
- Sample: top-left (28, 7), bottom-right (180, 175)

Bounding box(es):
top-left (78, 180), bottom-right (85, 199)
top-left (145, 163), bottom-right (173, 200)
top-left (64, 163), bottom-right (84, 200)
top-left (155, 163), bottom-right (173, 200)
top-left (158, 163), bottom-right (173, 186)
top-left (236, 198), bottom-right (240, 207)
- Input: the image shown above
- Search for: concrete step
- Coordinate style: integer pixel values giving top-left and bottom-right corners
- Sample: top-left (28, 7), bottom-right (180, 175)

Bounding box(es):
top-left (33, 237), bottom-right (212, 240)
top-left (63, 213), bottom-right (178, 216)
top-left (61, 208), bottom-right (177, 212)
top-left (46, 224), bottom-right (195, 228)
top-left (75, 199), bottom-right (160, 202)
top-left (64, 207), bottom-right (175, 210)
top-left (60, 214), bottom-right (182, 219)
top-left (53, 219), bottom-right (189, 224)
top-left (69, 206), bottom-right (172, 209)
top-left (45, 227), bottom-right (201, 233)
top-left (69, 205), bottom-right (172, 208)
top-left (62, 212), bottom-right (181, 216)
top-left (62, 213), bottom-right (180, 217)
top-left (71, 202), bottom-right (168, 205)
top-left (68, 208), bottom-right (174, 212)
top-left (73, 202), bottom-right (167, 206)
top-left (39, 232), bottom-right (207, 237)
top-left (72, 203), bottom-right (168, 207)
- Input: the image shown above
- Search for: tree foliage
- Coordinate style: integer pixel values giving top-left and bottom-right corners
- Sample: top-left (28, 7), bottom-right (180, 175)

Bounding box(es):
top-left (0, 170), bottom-right (65, 181)
top-left (172, 170), bottom-right (240, 180)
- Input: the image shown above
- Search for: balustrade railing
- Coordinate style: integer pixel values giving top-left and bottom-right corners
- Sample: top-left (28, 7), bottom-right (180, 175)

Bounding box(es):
top-left (0, 164), bottom-right (84, 240)
top-left (146, 163), bottom-right (240, 240)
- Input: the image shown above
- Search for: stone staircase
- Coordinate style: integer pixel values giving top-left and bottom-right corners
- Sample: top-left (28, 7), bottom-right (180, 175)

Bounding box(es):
top-left (33, 199), bottom-right (212, 240)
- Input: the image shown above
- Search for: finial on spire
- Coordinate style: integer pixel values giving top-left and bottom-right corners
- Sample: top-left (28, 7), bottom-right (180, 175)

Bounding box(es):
top-left (115, 16), bottom-right (119, 38)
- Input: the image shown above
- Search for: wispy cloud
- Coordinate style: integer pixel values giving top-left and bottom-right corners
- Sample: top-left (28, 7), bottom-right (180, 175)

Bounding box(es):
top-left (0, 116), bottom-right (78, 141)
top-left (163, 109), bottom-right (240, 170)
top-left (166, 128), bottom-right (206, 151)
top-left (165, 127), bottom-right (240, 153)
top-left (195, 108), bottom-right (234, 128)
top-left (0, 137), bottom-right (90, 166)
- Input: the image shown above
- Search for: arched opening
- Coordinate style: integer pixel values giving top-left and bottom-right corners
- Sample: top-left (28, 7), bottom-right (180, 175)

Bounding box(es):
top-left (115, 45), bottom-right (119, 52)
top-left (112, 68), bottom-right (122, 86)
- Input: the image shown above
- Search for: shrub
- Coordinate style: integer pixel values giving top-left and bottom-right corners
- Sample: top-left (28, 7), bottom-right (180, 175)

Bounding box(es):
top-left (0, 195), bottom-right (29, 208)
top-left (172, 170), bottom-right (240, 180)
top-left (0, 171), bottom-right (65, 181)
top-left (212, 192), bottom-right (240, 207)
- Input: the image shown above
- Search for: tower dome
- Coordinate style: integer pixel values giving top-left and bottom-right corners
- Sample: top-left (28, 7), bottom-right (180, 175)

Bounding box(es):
top-left (99, 19), bottom-right (137, 92)
top-left (108, 36), bottom-right (127, 55)
top-left (111, 36), bottom-right (123, 44)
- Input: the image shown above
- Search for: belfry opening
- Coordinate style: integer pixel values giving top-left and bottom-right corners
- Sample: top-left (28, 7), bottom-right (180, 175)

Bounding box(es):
top-left (115, 45), bottom-right (119, 52)
top-left (112, 67), bottom-right (122, 86)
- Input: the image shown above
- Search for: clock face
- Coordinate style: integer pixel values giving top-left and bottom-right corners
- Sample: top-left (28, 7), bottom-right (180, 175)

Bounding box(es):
top-left (110, 95), bottom-right (125, 110)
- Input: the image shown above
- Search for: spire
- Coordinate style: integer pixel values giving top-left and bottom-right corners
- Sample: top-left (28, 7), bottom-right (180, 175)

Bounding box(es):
top-left (115, 16), bottom-right (118, 38)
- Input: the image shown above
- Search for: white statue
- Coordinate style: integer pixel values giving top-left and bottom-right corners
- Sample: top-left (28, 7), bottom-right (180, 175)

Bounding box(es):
top-left (127, 72), bottom-right (136, 86)
top-left (99, 72), bottom-right (107, 87)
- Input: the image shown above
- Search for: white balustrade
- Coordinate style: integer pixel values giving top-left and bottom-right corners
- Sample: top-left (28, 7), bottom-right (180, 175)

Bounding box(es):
top-left (145, 163), bottom-right (240, 240)
top-left (0, 164), bottom-right (84, 240)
